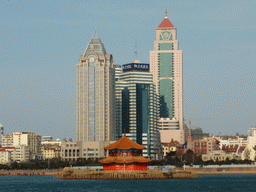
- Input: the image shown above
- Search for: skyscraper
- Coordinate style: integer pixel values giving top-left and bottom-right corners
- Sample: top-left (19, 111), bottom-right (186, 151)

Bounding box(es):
top-left (115, 47), bottom-right (161, 159)
top-left (150, 11), bottom-right (184, 144)
top-left (76, 30), bottom-right (115, 142)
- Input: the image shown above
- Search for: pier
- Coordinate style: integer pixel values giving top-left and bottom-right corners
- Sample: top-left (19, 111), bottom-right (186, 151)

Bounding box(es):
top-left (54, 168), bottom-right (197, 180)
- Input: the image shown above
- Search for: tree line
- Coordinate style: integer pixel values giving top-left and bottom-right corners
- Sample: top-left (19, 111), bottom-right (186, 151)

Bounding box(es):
top-left (0, 158), bottom-right (101, 170)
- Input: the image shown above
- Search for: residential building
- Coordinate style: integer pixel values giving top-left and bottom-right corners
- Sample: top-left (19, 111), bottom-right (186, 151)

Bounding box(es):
top-left (1, 132), bottom-right (13, 147)
top-left (115, 52), bottom-right (161, 159)
top-left (0, 148), bottom-right (12, 164)
top-left (13, 132), bottom-right (41, 156)
top-left (150, 10), bottom-right (184, 144)
top-left (162, 139), bottom-right (181, 158)
top-left (76, 29), bottom-right (115, 142)
top-left (187, 136), bottom-right (219, 156)
top-left (42, 147), bottom-right (61, 159)
top-left (13, 145), bottom-right (30, 163)
top-left (42, 136), bottom-right (53, 142)
top-left (1, 131), bottom-right (41, 157)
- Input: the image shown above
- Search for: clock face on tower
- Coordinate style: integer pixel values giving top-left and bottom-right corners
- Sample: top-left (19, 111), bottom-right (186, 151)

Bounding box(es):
top-left (89, 56), bottom-right (95, 63)
top-left (162, 32), bottom-right (170, 39)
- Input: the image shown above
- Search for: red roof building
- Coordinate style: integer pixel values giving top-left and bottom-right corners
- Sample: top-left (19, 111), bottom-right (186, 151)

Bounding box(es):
top-left (99, 134), bottom-right (151, 171)
top-left (157, 17), bottom-right (175, 29)
top-left (157, 9), bottom-right (175, 29)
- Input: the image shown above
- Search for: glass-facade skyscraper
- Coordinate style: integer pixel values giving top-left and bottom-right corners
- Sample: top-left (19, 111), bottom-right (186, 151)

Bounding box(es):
top-left (115, 59), bottom-right (161, 159)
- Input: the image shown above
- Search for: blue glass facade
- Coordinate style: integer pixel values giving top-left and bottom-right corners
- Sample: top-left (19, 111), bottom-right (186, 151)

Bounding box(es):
top-left (115, 66), bottom-right (161, 159)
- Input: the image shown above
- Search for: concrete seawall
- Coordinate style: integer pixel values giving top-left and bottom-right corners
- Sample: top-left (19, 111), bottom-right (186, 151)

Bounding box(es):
top-left (0, 169), bottom-right (57, 176)
top-left (185, 167), bottom-right (256, 175)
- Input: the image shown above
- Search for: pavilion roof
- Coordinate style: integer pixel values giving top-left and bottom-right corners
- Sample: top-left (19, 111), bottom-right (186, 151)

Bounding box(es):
top-left (104, 134), bottom-right (146, 150)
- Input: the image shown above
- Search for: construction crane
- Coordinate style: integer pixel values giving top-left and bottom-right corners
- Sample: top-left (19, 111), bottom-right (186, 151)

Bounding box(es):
top-left (184, 117), bottom-right (213, 136)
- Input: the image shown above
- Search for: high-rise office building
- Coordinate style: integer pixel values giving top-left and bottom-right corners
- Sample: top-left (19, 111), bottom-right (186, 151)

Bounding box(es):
top-left (76, 30), bottom-right (115, 142)
top-left (150, 11), bottom-right (184, 144)
top-left (115, 48), bottom-right (161, 159)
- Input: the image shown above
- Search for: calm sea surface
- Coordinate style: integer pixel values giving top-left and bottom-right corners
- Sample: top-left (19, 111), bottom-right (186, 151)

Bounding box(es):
top-left (0, 175), bottom-right (256, 192)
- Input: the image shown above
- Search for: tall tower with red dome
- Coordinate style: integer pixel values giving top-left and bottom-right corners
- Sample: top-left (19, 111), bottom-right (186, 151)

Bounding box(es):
top-left (150, 10), bottom-right (184, 144)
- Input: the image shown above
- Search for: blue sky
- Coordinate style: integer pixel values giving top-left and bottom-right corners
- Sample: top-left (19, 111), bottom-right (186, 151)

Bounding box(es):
top-left (0, 0), bottom-right (255, 140)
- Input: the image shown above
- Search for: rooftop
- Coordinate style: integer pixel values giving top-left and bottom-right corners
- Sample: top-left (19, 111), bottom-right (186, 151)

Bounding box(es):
top-left (157, 10), bottom-right (175, 29)
top-left (83, 29), bottom-right (107, 57)
top-left (104, 134), bottom-right (146, 150)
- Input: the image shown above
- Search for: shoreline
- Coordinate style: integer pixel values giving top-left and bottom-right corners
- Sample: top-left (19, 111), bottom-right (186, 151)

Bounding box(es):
top-left (194, 171), bottom-right (256, 175)
top-left (0, 169), bottom-right (57, 176)
top-left (1, 167), bottom-right (256, 176)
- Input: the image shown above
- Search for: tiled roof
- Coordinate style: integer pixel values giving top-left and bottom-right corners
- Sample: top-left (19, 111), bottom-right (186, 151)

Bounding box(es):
top-left (162, 140), bottom-right (180, 147)
top-left (158, 18), bottom-right (175, 28)
top-left (99, 156), bottom-right (151, 164)
top-left (238, 146), bottom-right (246, 153)
top-left (104, 135), bottom-right (146, 150)
top-left (222, 145), bottom-right (246, 153)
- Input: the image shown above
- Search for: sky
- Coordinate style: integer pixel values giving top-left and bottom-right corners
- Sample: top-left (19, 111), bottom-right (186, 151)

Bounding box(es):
top-left (0, 0), bottom-right (255, 140)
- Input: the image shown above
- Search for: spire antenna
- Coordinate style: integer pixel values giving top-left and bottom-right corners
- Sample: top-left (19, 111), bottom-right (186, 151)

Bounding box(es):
top-left (165, 8), bottom-right (168, 18)
top-left (133, 41), bottom-right (140, 63)
top-left (93, 26), bottom-right (99, 38)
top-left (135, 41), bottom-right (137, 61)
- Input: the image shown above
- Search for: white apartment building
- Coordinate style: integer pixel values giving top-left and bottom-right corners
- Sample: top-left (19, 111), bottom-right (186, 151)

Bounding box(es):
top-left (1, 131), bottom-right (41, 156)
top-left (1, 134), bottom-right (13, 147)
top-left (13, 145), bottom-right (30, 163)
top-left (0, 149), bottom-right (12, 164)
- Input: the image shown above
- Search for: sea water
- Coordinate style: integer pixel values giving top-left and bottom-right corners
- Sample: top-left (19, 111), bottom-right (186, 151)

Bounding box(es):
top-left (0, 175), bottom-right (256, 192)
